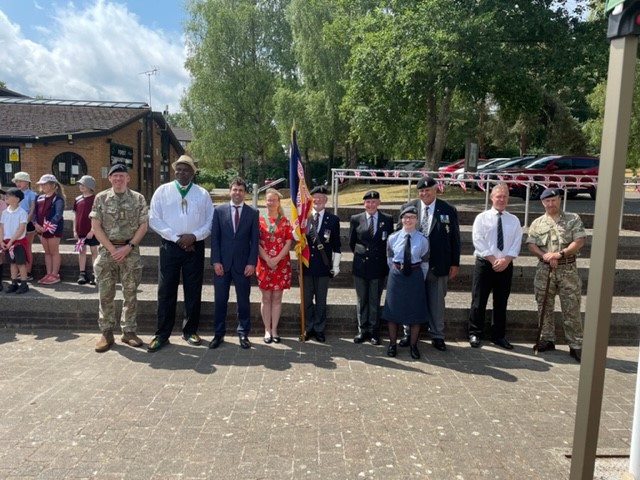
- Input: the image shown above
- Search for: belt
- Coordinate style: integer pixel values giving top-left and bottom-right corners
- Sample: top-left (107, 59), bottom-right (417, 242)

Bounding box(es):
top-left (110, 239), bottom-right (130, 246)
top-left (541, 256), bottom-right (576, 266)
top-left (393, 262), bottom-right (422, 270)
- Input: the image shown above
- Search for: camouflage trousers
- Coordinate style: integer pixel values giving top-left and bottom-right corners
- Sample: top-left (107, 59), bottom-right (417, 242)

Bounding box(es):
top-left (94, 246), bottom-right (143, 333)
top-left (534, 263), bottom-right (583, 349)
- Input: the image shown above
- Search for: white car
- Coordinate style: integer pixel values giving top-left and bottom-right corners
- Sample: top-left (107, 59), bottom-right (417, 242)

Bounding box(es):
top-left (455, 158), bottom-right (511, 180)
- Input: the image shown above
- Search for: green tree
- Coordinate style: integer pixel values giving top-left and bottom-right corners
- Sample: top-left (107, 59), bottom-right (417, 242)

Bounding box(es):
top-left (182, 0), bottom-right (294, 179)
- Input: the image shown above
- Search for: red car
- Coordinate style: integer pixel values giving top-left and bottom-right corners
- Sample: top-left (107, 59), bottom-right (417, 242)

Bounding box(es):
top-left (438, 158), bottom-right (487, 174)
top-left (506, 155), bottom-right (599, 199)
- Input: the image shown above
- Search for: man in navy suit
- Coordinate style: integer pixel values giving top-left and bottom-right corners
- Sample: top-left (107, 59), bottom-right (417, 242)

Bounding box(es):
top-left (400, 176), bottom-right (461, 351)
top-left (303, 186), bottom-right (341, 342)
top-left (349, 190), bottom-right (394, 345)
top-left (209, 177), bottom-right (259, 350)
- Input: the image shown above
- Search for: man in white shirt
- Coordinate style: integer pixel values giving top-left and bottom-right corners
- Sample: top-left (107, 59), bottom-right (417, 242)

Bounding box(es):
top-left (147, 155), bottom-right (214, 352)
top-left (468, 183), bottom-right (522, 349)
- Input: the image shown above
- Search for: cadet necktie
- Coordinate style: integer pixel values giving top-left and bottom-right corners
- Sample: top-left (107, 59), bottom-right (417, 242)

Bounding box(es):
top-left (368, 215), bottom-right (374, 237)
top-left (312, 213), bottom-right (319, 242)
top-left (234, 205), bottom-right (240, 231)
top-left (403, 233), bottom-right (412, 276)
top-left (497, 211), bottom-right (504, 251)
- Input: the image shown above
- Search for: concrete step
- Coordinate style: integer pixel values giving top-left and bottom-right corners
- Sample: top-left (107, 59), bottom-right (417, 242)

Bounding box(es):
top-left (21, 244), bottom-right (640, 296)
top-left (2, 282), bottom-right (637, 345)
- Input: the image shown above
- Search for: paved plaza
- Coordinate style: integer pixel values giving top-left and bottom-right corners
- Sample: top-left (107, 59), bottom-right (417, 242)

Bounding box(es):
top-left (0, 330), bottom-right (637, 479)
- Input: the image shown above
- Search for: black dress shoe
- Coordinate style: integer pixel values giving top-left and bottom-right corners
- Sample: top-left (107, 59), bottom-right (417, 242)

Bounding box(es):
top-left (387, 344), bottom-right (397, 357)
top-left (570, 347), bottom-right (582, 363)
top-left (209, 336), bottom-right (224, 349)
top-left (370, 336), bottom-right (380, 346)
top-left (353, 333), bottom-right (367, 344)
top-left (493, 338), bottom-right (514, 350)
top-left (432, 338), bottom-right (447, 351)
top-left (410, 345), bottom-right (421, 359)
top-left (263, 335), bottom-right (273, 344)
top-left (398, 336), bottom-right (410, 347)
top-left (272, 336), bottom-right (281, 344)
top-left (469, 335), bottom-right (481, 348)
top-left (239, 335), bottom-right (251, 349)
top-left (303, 331), bottom-right (313, 341)
top-left (534, 339), bottom-right (556, 352)
top-left (315, 332), bottom-right (326, 343)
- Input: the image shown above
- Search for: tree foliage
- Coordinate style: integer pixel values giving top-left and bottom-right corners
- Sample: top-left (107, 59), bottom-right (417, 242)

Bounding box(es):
top-left (180, 0), bottom-right (611, 177)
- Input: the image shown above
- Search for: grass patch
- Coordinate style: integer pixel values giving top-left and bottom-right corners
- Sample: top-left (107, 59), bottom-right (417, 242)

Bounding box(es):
top-left (334, 181), bottom-right (487, 205)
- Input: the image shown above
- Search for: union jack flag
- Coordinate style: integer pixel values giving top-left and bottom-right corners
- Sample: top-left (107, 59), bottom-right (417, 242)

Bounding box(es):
top-left (43, 220), bottom-right (57, 234)
top-left (74, 237), bottom-right (86, 254)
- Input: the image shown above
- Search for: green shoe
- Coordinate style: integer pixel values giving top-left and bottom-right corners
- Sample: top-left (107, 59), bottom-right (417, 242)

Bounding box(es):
top-left (182, 333), bottom-right (202, 346)
top-left (147, 336), bottom-right (169, 352)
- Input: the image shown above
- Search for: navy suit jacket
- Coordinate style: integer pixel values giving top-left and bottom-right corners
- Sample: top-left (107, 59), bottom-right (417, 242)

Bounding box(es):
top-left (349, 210), bottom-right (394, 279)
top-left (303, 210), bottom-right (341, 277)
top-left (401, 198), bottom-right (461, 277)
top-left (210, 203), bottom-right (259, 273)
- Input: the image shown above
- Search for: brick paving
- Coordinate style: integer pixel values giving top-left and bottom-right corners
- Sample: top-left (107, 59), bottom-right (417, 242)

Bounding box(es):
top-left (0, 330), bottom-right (636, 479)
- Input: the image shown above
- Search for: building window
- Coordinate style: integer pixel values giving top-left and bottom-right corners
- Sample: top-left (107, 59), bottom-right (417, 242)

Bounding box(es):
top-left (52, 152), bottom-right (88, 185)
top-left (1, 146), bottom-right (21, 186)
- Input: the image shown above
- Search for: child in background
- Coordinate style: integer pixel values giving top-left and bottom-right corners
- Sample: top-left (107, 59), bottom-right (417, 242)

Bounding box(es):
top-left (12, 172), bottom-right (37, 281)
top-left (33, 174), bottom-right (65, 285)
top-left (72, 176), bottom-right (98, 285)
top-left (0, 188), bottom-right (30, 294)
top-left (0, 188), bottom-right (7, 291)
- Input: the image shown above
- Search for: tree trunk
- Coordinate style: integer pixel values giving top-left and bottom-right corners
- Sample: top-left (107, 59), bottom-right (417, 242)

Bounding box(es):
top-left (425, 93), bottom-right (437, 170)
top-left (433, 87), bottom-right (453, 166)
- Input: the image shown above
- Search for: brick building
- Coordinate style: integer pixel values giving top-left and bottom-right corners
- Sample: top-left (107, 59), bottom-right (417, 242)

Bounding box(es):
top-left (0, 88), bottom-right (184, 199)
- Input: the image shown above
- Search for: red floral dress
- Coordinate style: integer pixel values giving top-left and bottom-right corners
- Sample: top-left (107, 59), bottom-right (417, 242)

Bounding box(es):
top-left (256, 214), bottom-right (293, 290)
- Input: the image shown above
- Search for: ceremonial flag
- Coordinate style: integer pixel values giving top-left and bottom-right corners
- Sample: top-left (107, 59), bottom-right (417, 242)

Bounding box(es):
top-left (289, 128), bottom-right (312, 267)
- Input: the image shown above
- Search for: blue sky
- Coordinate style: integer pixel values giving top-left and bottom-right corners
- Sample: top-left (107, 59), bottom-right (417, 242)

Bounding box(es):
top-left (0, 0), bottom-right (190, 113)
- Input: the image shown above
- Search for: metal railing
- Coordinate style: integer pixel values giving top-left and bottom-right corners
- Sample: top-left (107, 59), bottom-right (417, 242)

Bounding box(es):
top-left (330, 168), bottom-right (640, 228)
top-left (251, 177), bottom-right (287, 208)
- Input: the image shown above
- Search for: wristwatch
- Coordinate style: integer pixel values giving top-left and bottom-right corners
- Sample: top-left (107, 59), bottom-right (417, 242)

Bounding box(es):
top-left (559, 249), bottom-right (565, 258)
top-left (128, 242), bottom-right (136, 248)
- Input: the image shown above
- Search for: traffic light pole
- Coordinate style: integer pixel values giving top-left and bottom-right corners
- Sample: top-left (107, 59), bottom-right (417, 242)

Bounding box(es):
top-left (569, 33), bottom-right (638, 480)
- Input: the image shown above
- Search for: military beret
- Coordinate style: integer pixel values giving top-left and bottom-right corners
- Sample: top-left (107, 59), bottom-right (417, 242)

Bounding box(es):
top-left (540, 188), bottom-right (560, 200)
top-left (400, 205), bottom-right (418, 218)
top-left (416, 176), bottom-right (437, 189)
top-left (310, 185), bottom-right (328, 195)
top-left (108, 163), bottom-right (128, 176)
top-left (362, 190), bottom-right (380, 200)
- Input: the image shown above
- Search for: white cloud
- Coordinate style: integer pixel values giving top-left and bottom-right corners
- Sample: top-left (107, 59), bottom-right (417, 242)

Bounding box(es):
top-left (0, 0), bottom-right (189, 113)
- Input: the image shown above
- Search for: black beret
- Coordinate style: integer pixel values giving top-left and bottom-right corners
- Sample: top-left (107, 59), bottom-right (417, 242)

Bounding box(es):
top-left (400, 205), bottom-right (418, 218)
top-left (540, 188), bottom-right (560, 200)
top-left (310, 185), bottom-right (328, 195)
top-left (108, 163), bottom-right (128, 176)
top-left (5, 187), bottom-right (24, 201)
top-left (416, 176), bottom-right (437, 189)
top-left (362, 190), bottom-right (380, 200)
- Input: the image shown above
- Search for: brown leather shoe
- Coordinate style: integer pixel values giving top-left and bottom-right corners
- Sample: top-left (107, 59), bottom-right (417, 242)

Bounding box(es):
top-left (121, 332), bottom-right (143, 348)
top-left (95, 330), bottom-right (114, 353)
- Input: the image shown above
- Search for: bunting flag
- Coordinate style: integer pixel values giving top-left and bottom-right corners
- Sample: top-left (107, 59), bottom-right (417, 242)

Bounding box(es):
top-left (43, 220), bottom-right (57, 234)
top-left (288, 129), bottom-right (312, 267)
top-left (74, 237), bottom-right (86, 254)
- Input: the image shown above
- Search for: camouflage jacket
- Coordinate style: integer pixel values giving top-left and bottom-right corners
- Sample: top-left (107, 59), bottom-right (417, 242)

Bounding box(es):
top-left (526, 211), bottom-right (586, 253)
top-left (89, 188), bottom-right (148, 242)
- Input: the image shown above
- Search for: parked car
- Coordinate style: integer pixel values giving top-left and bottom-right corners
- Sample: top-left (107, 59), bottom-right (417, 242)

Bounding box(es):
top-left (454, 157), bottom-right (511, 180)
top-left (438, 159), bottom-right (466, 173)
top-left (506, 155), bottom-right (599, 199)
top-left (470, 155), bottom-right (539, 190)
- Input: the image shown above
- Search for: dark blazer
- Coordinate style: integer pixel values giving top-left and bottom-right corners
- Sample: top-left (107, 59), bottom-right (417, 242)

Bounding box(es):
top-left (303, 210), bottom-right (341, 277)
top-left (210, 203), bottom-right (259, 273)
top-left (401, 198), bottom-right (461, 277)
top-left (349, 210), bottom-right (394, 279)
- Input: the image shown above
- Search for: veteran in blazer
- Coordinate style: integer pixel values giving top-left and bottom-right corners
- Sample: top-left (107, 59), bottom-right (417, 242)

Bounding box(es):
top-left (209, 177), bottom-right (259, 350)
top-left (349, 190), bottom-right (394, 345)
top-left (400, 176), bottom-right (461, 351)
top-left (302, 185), bottom-right (341, 342)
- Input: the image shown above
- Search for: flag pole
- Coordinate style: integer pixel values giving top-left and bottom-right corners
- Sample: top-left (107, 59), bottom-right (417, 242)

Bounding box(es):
top-left (298, 256), bottom-right (305, 342)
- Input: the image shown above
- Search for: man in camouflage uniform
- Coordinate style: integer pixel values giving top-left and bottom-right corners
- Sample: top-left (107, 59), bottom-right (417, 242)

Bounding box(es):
top-left (90, 163), bottom-right (149, 352)
top-left (526, 188), bottom-right (585, 363)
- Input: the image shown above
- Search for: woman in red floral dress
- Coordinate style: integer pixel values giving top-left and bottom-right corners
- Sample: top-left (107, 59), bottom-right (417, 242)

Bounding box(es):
top-left (256, 188), bottom-right (293, 343)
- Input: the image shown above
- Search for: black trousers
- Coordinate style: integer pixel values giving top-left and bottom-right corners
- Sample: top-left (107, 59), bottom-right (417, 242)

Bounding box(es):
top-left (303, 275), bottom-right (329, 334)
top-left (468, 257), bottom-right (513, 341)
top-left (155, 240), bottom-right (205, 340)
top-left (353, 275), bottom-right (385, 335)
